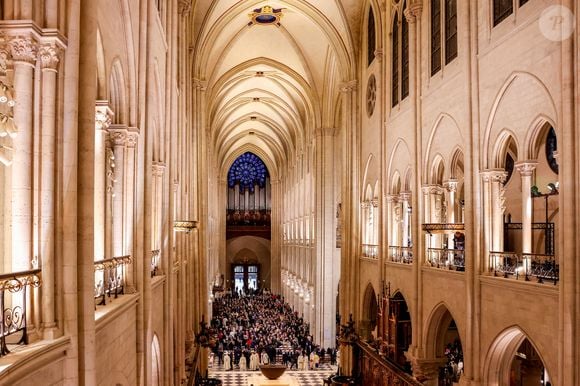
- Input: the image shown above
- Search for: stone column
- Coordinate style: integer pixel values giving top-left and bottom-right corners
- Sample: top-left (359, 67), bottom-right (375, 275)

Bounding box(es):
top-left (108, 127), bottom-right (127, 256)
top-left (124, 131), bottom-right (138, 291)
top-left (94, 103), bottom-right (113, 261)
top-left (480, 171), bottom-right (493, 271)
top-left (442, 180), bottom-right (458, 250)
top-left (400, 191), bottom-right (411, 248)
top-left (385, 194), bottom-right (395, 250)
top-left (314, 127), bottom-right (338, 348)
top-left (515, 161), bottom-right (537, 258)
top-left (9, 36), bottom-right (37, 271)
top-left (490, 172), bottom-right (507, 253)
top-left (77, 0), bottom-right (99, 381)
top-left (39, 43), bottom-right (61, 338)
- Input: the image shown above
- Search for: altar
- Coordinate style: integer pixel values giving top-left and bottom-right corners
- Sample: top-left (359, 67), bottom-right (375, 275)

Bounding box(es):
top-left (246, 374), bottom-right (300, 386)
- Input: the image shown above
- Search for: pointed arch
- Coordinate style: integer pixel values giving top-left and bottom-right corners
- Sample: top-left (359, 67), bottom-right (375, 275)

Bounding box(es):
top-left (483, 326), bottom-right (552, 386)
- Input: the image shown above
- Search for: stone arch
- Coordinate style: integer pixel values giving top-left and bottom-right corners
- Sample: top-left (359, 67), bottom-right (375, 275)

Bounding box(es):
top-left (483, 71), bottom-right (558, 169)
top-left (361, 282), bottom-right (378, 340)
top-left (429, 154), bottom-right (445, 185)
top-left (483, 326), bottom-right (552, 386)
top-left (151, 333), bottom-right (162, 386)
top-left (424, 303), bottom-right (464, 361)
top-left (390, 171), bottom-right (401, 194)
top-left (109, 59), bottom-right (127, 125)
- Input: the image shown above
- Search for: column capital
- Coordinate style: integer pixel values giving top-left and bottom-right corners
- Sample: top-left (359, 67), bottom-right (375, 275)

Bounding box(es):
top-left (399, 191), bottom-right (412, 201)
top-left (9, 36), bottom-right (38, 65)
top-left (178, 0), bottom-right (192, 16)
top-left (314, 127), bottom-right (338, 137)
top-left (480, 168), bottom-right (508, 183)
top-left (515, 160), bottom-right (538, 177)
top-left (371, 199), bottom-right (379, 208)
top-left (193, 78), bottom-right (207, 91)
top-left (386, 194), bottom-right (399, 203)
top-left (107, 126), bottom-right (128, 146)
top-left (405, 2), bottom-right (424, 23)
top-left (373, 48), bottom-right (383, 62)
top-left (339, 80), bottom-right (357, 93)
top-left (0, 43), bottom-right (10, 76)
top-left (95, 101), bottom-right (114, 131)
top-left (126, 132), bottom-right (138, 148)
top-left (442, 179), bottom-right (459, 192)
top-left (38, 43), bottom-right (61, 70)
top-left (152, 162), bottom-right (166, 176)
top-left (422, 184), bottom-right (444, 195)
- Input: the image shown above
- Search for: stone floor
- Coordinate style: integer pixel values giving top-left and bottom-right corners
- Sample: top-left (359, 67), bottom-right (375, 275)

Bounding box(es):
top-left (208, 363), bottom-right (337, 386)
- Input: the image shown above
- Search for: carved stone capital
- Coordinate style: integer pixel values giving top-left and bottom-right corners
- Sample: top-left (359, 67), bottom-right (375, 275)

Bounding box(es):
top-left (126, 132), bottom-right (138, 148)
top-left (95, 102), bottom-right (114, 131)
top-left (9, 36), bottom-right (38, 65)
top-left (422, 184), bottom-right (445, 195)
top-left (152, 162), bottom-right (166, 177)
top-left (178, 0), bottom-right (192, 16)
top-left (399, 191), bottom-right (412, 202)
top-left (374, 49), bottom-right (383, 62)
top-left (443, 179), bottom-right (459, 192)
top-left (38, 43), bottom-right (61, 70)
top-left (406, 3), bottom-right (424, 22)
top-left (107, 127), bottom-right (128, 147)
top-left (515, 161), bottom-right (538, 177)
top-left (339, 80), bottom-right (357, 93)
top-left (386, 194), bottom-right (399, 204)
top-left (0, 44), bottom-right (10, 75)
top-left (480, 169), bottom-right (508, 183)
top-left (371, 199), bottom-right (379, 208)
top-left (193, 78), bottom-right (207, 91)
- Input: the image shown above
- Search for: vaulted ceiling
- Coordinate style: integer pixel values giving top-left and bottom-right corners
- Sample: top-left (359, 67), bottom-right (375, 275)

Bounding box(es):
top-left (192, 0), bottom-right (364, 177)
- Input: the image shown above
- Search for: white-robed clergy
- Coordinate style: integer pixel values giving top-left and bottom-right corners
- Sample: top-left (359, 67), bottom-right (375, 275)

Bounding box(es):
top-left (297, 353), bottom-right (305, 371)
top-left (250, 351), bottom-right (259, 370)
top-left (223, 351), bottom-right (231, 371)
top-left (239, 355), bottom-right (247, 371)
top-left (261, 351), bottom-right (269, 365)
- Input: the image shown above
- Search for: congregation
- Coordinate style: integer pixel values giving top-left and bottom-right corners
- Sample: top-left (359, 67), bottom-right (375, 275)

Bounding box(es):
top-left (210, 292), bottom-right (337, 371)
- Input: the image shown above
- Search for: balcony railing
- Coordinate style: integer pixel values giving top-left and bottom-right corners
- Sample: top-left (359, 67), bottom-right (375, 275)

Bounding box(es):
top-left (388, 246), bottom-right (413, 264)
top-left (427, 248), bottom-right (465, 271)
top-left (489, 251), bottom-right (558, 284)
top-left (94, 255), bottom-right (132, 305)
top-left (361, 244), bottom-right (379, 260)
top-left (0, 269), bottom-right (41, 356)
top-left (151, 249), bottom-right (160, 277)
top-left (356, 341), bottom-right (422, 386)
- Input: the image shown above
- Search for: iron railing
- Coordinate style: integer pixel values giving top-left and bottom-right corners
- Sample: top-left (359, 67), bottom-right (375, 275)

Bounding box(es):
top-left (0, 269), bottom-right (41, 356)
top-left (489, 251), bottom-right (558, 284)
top-left (94, 255), bottom-right (132, 305)
top-left (388, 246), bottom-right (413, 264)
top-left (427, 248), bottom-right (465, 271)
top-left (361, 244), bottom-right (379, 260)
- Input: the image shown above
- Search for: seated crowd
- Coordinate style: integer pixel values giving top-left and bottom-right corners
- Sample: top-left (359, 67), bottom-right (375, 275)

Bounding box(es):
top-left (210, 291), bottom-right (337, 371)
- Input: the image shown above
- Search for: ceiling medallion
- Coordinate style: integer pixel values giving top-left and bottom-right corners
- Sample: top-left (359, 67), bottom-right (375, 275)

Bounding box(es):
top-left (248, 6), bottom-right (284, 26)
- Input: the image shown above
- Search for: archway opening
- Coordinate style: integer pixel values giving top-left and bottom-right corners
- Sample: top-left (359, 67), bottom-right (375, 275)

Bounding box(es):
top-left (484, 327), bottom-right (551, 386)
top-left (361, 283), bottom-right (377, 341)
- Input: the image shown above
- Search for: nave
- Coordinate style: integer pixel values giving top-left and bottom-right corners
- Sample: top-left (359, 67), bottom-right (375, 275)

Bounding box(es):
top-left (207, 292), bottom-right (338, 386)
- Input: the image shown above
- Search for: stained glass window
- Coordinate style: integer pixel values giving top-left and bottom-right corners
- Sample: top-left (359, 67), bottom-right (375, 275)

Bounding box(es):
top-left (228, 152), bottom-right (269, 191)
top-left (545, 126), bottom-right (558, 174)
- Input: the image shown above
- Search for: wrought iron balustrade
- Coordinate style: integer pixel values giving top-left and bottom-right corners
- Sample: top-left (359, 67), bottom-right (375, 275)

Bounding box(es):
top-left (361, 244), bottom-right (379, 260)
top-left (94, 255), bottom-right (132, 305)
top-left (0, 269), bottom-right (41, 356)
top-left (489, 251), bottom-right (558, 284)
top-left (151, 249), bottom-right (160, 277)
top-left (427, 248), bottom-right (465, 271)
top-left (388, 246), bottom-right (413, 264)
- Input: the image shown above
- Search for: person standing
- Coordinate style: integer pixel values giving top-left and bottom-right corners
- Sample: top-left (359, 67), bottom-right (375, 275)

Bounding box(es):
top-left (223, 351), bottom-right (231, 371)
top-left (239, 354), bottom-right (247, 371)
